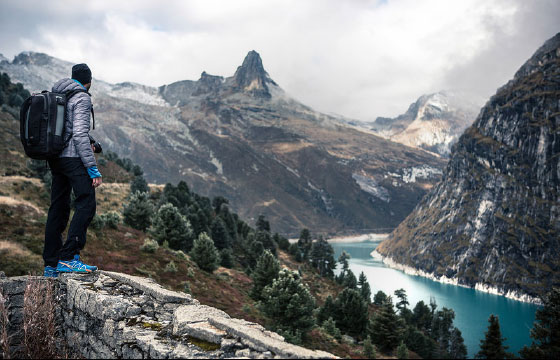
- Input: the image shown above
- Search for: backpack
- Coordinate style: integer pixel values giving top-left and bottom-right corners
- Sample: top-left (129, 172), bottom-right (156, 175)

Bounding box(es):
top-left (19, 89), bottom-right (94, 160)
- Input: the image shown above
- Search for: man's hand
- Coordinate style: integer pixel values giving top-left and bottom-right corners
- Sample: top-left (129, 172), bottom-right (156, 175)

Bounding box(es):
top-left (92, 177), bottom-right (102, 188)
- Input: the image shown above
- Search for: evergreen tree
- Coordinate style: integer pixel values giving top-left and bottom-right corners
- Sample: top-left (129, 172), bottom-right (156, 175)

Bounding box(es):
top-left (130, 174), bottom-right (149, 194)
top-left (373, 290), bottom-right (389, 306)
top-left (521, 288), bottom-right (560, 359)
top-left (219, 248), bottom-right (234, 268)
top-left (297, 228), bottom-right (313, 260)
top-left (333, 288), bottom-right (369, 337)
top-left (123, 191), bottom-right (154, 231)
top-left (150, 203), bottom-right (194, 251)
top-left (275, 233), bottom-right (290, 251)
top-left (358, 271), bottom-right (372, 303)
top-left (370, 297), bottom-right (403, 352)
top-left (288, 242), bottom-right (299, 257)
top-left (212, 196), bottom-right (229, 213)
top-left (261, 269), bottom-right (316, 336)
top-left (210, 216), bottom-right (231, 250)
top-left (431, 307), bottom-right (457, 357)
top-left (449, 327), bottom-right (468, 359)
top-left (317, 295), bottom-right (337, 324)
top-left (256, 230), bottom-right (276, 255)
top-left (394, 288), bottom-right (409, 312)
top-left (404, 326), bottom-right (435, 359)
top-left (412, 300), bottom-right (432, 332)
top-left (189, 232), bottom-right (220, 272)
top-left (310, 237), bottom-right (336, 278)
top-left (397, 341), bottom-right (409, 359)
top-left (322, 317), bottom-right (342, 340)
top-left (338, 250), bottom-right (350, 272)
top-left (256, 215), bottom-right (271, 232)
top-left (342, 269), bottom-right (358, 289)
top-left (363, 335), bottom-right (376, 359)
top-left (250, 250), bottom-right (281, 300)
top-left (476, 315), bottom-right (510, 359)
top-left (247, 240), bottom-right (265, 270)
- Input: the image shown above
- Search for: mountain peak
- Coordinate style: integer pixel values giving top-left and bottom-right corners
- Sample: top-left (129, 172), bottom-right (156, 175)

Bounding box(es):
top-left (232, 50), bottom-right (276, 98)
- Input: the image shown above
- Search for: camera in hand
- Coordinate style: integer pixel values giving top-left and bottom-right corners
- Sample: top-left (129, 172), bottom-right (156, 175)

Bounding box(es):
top-left (89, 135), bottom-right (103, 153)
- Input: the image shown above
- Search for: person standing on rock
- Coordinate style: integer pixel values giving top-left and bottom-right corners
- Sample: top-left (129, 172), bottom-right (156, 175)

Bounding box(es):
top-left (43, 63), bottom-right (101, 277)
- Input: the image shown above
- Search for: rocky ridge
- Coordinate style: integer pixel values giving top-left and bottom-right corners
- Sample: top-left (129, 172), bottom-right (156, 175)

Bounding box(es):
top-left (0, 271), bottom-right (335, 359)
top-left (0, 50), bottom-right (445, 235)
top-left (376, 33), bottom-right (560, 302)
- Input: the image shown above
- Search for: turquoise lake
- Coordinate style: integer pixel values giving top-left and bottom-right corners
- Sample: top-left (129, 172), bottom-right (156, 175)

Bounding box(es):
top-left (330, 239), bottom-right (540, 358)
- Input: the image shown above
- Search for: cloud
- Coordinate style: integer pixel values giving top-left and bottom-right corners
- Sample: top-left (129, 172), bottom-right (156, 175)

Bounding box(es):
top-left (0, 0), bottom-right (558, 119)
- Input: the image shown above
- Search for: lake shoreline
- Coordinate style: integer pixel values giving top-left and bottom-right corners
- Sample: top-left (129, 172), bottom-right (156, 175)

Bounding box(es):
top-left (373, 250), bottom-right (542, 305)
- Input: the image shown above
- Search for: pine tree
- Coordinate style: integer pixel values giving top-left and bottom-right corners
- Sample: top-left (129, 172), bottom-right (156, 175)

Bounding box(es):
top-left (394, 288), bottom-right (409, 312)
top-left (373, 290), bottom-right (388, 306)
top-left (364, 335), bottom-right (376, 359)
top-left (310, 237), bottom-right (336, 278)
top-left (333, 288), bottom-right (369, 337)
top-left (250, 250), bottom-right (281, 300)
top-left (322, 317), bottom-right (342, 340)
top-left (256, 230), bottom-right (276, 255)
top-left (275, 233), bottom-right (290, 251)
top-left (521, 288), bottom-right (560, 359)
top-left (130, 175), bottom-right (149, 194)
top-left (358, 271), bottom-right (372, 303)
top-left (317, 295), bottom-right (336, 324)
top-left (297, 228), bottom-right (313, 260)
top-left (256, 215), bottom-right (271, 232)
top-left (150, 203), bottom-right (194, 251)
top-left (412, 300), bottom-right (432, 332)
top-left (370, 297), bottom-right (403, 352)
top-left (342, 269), bottom-right (358, 289)
top-left (210, 216), bottom-right (231, 250)
top-left (123, 191), bottom-right (154, 231)
top-left (449, 327), bottom-right (468, 359)
top-left (397, 341), bottom-right (409, 359)
top-left (219, 248), bottom-right (234, 268)
top-left (476, 314), bottom-right (509, 359)
top-left (261, 269), bottom-right (316, 336)
top-left (189, 232), bottom-right (220, 272)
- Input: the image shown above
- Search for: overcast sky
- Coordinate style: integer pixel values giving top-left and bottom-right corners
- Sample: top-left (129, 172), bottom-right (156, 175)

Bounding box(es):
top-left (0, 0), bottom-right (558, 120)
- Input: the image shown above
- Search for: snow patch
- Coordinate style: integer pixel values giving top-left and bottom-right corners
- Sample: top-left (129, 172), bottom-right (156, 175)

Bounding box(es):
top-left (352, 173), bottom-right (390, 202)
top-left (401, 165), bottom-right (443, 183)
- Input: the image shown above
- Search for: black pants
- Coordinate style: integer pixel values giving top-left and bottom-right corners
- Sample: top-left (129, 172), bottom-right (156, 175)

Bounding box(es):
top-left (43, 157), bottom-right (96, 267)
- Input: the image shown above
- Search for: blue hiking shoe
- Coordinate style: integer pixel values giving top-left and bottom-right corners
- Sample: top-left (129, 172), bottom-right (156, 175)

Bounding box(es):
top-left (43, 266), bottom-right (58, 278)
top-left (56, 255), bottom-right (97, 273)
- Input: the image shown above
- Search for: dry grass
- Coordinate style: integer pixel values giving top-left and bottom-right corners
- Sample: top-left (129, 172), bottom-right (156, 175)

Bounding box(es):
top-left (23, 278), bottom-right (59, 359)
top-left (0, 241), bottom-right (36, 258)
top-left (0, 290), bottom-right (10, 359)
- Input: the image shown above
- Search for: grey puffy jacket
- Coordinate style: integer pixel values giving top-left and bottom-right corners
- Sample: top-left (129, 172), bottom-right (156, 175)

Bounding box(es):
top-left (52, 79), bottom-right (97, 168)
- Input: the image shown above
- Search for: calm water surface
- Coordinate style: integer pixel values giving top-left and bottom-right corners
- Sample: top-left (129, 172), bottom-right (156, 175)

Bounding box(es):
top-left (330, 238), bottom-right (540, 358)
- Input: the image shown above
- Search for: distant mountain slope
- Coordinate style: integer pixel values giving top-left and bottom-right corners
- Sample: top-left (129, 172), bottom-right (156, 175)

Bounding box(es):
top-left (376, 33), bottom-right (560, 302)
top-left (0, 50), bottom-right (445, 235)
top-left (366, 91), bottom-right (483, 156)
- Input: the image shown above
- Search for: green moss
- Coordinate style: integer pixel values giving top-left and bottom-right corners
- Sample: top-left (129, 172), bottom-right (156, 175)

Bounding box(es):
top-left (142, 322), bottom-right (163, 331)
top-left (187, 336), bottom-right (221, 351)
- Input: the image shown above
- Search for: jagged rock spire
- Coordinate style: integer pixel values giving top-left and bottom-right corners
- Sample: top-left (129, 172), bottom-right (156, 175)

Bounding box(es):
top-left (232, 50), bottom-right (276, 98)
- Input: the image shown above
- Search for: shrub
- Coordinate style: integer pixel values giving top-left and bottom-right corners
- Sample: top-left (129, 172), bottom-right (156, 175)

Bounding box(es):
top-left (140, 238), bottom-right (159, 253)
top-left (165, 261), bottom-right (178, 273)
top-left (90, 214), bottom-right (105, 230)
top-left (322, 317), bottom-right (342, 340)
top-left (130, 175), bottom-right (149, 195)
top-left (189, 232), bottom-right (220, 272)
top-left (101, 211), bottom-right (121, 229)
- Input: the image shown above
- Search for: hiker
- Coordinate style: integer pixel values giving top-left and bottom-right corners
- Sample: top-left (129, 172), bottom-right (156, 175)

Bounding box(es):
top-left (43, 63), bottom-right (101, 277)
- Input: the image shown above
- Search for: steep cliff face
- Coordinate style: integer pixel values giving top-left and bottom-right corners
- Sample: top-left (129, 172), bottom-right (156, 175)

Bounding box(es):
top-left (0, 50), bottom-right (445, 235)
top-left (376, 33), bottom-right (560, 301)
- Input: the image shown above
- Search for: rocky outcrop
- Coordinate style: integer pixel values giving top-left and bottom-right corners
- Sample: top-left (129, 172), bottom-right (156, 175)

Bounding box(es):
top-left (0, 272), bottom-right (334, 359)
top-left (376, 33), bottom-right (560, 302)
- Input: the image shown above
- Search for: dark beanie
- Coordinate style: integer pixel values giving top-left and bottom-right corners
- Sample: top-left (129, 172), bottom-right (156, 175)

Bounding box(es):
top-left (72, 63), bottom-right (92, 85)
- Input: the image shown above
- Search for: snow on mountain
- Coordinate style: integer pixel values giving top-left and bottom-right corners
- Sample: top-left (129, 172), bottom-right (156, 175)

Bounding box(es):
top-left (369, 90), bottom-right (484, 156)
